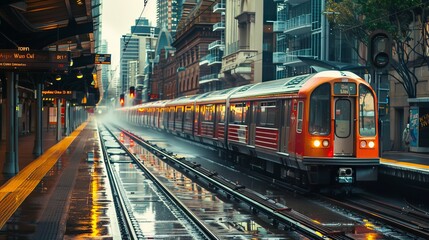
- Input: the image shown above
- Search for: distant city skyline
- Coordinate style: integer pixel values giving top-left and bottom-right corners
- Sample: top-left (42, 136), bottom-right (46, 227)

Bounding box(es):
top-left (101, 0), bottom-right (157, 77)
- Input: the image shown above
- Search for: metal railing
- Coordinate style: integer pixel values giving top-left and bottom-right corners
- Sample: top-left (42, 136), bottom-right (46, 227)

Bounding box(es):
top-left (213, 2), bottom-right (225, 13)
top-left (213, 22), bottom-right (225, 31)
top-left (208, 40), bottom-right (224, 50)
top-left (284, 14), bottom-right (311, 33)
top-left (273, 49), bottom-right (313, 64)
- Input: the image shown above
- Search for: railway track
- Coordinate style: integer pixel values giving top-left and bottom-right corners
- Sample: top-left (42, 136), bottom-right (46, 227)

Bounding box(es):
top-left (105, 120), bottom-right (429, 239)
top-left (98, 124), bottom-right (219, 240)
top-left (323, 194), bottom-right (429, 239)
top-left (111, 124), bottom-right (355, 240)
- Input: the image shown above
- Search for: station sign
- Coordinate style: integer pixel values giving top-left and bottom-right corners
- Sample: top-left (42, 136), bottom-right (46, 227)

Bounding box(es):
top-left (42, 90), bottom-right (74, 100)
top-left (0, 49), bottom-right (70, 71)
top-left (94, 54), bottom-right (111, 64)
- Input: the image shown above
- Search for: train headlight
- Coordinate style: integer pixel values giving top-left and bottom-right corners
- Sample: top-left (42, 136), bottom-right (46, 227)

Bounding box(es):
top-left (360, 140), bottom-right (367, 148)
top-left (322, 140), bottom-right (329, 147)
top-left (368, 141), bottom-right (375, 148)
top-left (313, 140), bottom-right (321, 148)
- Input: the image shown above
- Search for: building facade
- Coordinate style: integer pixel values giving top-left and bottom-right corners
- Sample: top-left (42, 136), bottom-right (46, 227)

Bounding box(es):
top-left (157, 0), bottom-right (184, 38)
top-left (272, 0), bottom-right (356, 79)
top-left (152, 48), bottom-right (177, 100)
top-left (172, 0), bottom-right (222, 97)
top-left (99, 39), bottom-right (111, 102)
top-left (198, 0), bottom-right (225, 92)
top-left (119, 17), bottom-right (159, 95)
top-left (220, 0), bottom-right (276, 85)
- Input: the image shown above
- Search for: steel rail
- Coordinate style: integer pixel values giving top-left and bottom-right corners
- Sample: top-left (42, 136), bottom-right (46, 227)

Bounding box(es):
top-left (330, 196), bottom-right (429, 239)
top-left (115, 125), bottom-right (354, 240)
top-left (98, 126), bottom-right (139, 239)
top-left (102, 124), bottom-right (220, 240)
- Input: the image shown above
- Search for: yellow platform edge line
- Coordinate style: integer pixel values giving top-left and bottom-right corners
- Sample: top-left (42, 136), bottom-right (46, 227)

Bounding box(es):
top-left (381, 158), bottom-right (429, 171)
top-left (0, 121), bottom-right (89, 228)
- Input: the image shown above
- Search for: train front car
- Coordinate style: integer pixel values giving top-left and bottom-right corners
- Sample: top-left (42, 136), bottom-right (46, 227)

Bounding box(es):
top-left (298, 71), bottom-right (379, 186)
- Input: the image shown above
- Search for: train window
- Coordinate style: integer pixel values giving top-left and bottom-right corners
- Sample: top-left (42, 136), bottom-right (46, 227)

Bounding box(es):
top-left (335, 99), bottom-right (351, 138)
top-left (230, 102), bottom-right (248, 125)
top-left (297, 101), bottom-right (304, 133)
top-left (169, 107), bottom-right (175, 121)
top-left (217, 104), bottom-right (226, 123)
top-left (256, 101), bottom-right (277, 127)
top-left (359, 85), bottom-right (376, 136)
top-left (309, 83), bottom-right (331, 135)
top-left (202, 104), bottom-right (214, 122)
top-left (176, 107), bottom-right (183, 121)
top-left (184, 106), bottom-right (193, 123)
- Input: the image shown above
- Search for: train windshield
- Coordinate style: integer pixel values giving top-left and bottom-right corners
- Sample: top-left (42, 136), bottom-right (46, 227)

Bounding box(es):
top-left (359, 85), bottom-right (376, 136)
top-left (309, 83), bottom-right (331, 135)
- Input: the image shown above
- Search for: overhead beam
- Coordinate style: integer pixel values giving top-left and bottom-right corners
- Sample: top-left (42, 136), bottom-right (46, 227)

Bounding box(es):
top-left (20, 21), bottom-right (93, 49)
top-left (0, 0), bottom-right (24, 7)
top-left (8, 1), bottom-right (27, 11)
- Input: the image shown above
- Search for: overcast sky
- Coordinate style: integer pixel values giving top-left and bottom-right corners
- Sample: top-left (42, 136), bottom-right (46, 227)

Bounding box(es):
top-left (101, 0), bottom-right (157, 75)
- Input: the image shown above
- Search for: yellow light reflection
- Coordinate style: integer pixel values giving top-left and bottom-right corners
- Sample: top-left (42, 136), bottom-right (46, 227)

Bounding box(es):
top-left (90, 162), bottom-right (100, 236)
top-left (364, 221), bottom-right (375, 230)
top-left (312, 219), bottom-right (321, 224)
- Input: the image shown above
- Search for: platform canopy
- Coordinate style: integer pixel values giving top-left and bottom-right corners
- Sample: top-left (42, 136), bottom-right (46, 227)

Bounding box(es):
top-left (0, 0), bottom-right (100, 105)
top-left (0, 0), bottom-right (95, 51)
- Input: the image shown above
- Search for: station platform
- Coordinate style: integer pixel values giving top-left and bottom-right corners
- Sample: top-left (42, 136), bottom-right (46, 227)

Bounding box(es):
top-left (380, 151), bottom-right (429, 185)
top-left (0, 117), bottom-right (427, 238)
top-left (0, 117), bottom-right (119, 239)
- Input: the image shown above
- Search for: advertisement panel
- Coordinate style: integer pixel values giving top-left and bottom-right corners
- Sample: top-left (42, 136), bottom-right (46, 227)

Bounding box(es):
top-left (409, 107), bottom-right (419, 147)
top-left (419, 108), bottom-right (429, 147)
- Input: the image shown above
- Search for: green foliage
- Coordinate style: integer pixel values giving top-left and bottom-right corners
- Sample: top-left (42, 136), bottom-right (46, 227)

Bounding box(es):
top-left (327, 0), bottom-right (423, 42)
top-left (327, 0), bottom-right (428, 98)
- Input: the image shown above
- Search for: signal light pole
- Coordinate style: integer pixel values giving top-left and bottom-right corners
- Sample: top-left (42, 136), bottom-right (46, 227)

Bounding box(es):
top-left (368, 30), bottom-right (392, 155)
top-left (120, 93), bottom-right (125, 107)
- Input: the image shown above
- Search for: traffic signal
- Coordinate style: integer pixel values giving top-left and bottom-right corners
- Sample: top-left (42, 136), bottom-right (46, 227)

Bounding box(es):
top-left (369, 30), bottom-right (391, 70)
top-left (120, 93), bottom-right (125, 107)
top-left (129, 86), bottom-right (135, 98)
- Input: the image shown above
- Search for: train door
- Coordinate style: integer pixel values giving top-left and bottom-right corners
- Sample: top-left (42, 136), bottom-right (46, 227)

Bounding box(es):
top-left (334, 98), bottom-right (355, 156)
top-left (249, 102), bottom-right (256, 146)
top-left (281, 100), bottom-right (291, 153)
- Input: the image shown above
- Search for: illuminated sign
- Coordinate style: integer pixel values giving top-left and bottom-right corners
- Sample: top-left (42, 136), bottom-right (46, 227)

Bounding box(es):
top-left (42, 90), bottom-right (74, 100)
top-left (334, 82), bottom-right (357, 95)
top-left (0, 50), bottom-right (70, 71)
top-left (94, 54), bottom-right (111, 64)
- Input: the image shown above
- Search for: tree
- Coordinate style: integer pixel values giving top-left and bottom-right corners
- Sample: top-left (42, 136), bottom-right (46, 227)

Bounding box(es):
top-left (326, 0), bottom-right (429, 98)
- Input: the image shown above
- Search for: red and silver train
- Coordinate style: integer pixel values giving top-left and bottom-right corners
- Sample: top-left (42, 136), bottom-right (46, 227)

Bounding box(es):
top-left (119, 70), bottom-right (379, 186)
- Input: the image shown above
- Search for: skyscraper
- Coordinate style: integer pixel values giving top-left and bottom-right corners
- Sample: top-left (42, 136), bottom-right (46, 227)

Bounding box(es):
top-left (119, 17), bottom-right (159, 94)
top-left (156, 0), bottom-right (184, 38)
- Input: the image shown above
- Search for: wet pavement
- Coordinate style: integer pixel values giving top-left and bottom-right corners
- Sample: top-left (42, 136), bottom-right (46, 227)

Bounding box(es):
top-left (0, 120), bottom-right (120, 239)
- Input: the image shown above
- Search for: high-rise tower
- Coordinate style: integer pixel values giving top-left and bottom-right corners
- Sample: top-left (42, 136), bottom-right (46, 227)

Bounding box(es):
top-left (157, 0), bottom-right (184, 38)
top-left (119, 18), bottom-right (159, 94)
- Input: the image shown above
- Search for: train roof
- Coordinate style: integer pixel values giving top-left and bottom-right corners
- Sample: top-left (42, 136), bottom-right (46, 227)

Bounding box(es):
top-left (229, 74), bottom-right (312, 100)
top-left (228, 70), bottom-right (364, 100)
top-left (144, 99), bottom-right (172, 107)
top-left (195, 86), bottom-right (245, 103)
top-left (164, 93), bottom-right (207, 106)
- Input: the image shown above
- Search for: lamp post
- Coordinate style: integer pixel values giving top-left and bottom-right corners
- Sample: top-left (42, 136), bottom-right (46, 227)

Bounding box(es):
top-left (176, 66), bottom-right (185, 98)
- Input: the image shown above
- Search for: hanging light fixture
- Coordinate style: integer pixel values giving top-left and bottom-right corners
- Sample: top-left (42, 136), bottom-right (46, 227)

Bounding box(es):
top-left (55, 75), bottom-right (61, 81)
top-left (76, 70), bottom-right (83, 79)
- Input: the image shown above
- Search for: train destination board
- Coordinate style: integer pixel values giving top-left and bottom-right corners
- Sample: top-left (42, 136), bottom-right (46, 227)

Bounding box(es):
top-left (94, 54), bottom-right (111, 64)
top-left (0, 49), bottom-right (70, 71)
top-left (334, 82), bottom-right (357, 95)
top-left (42, 90), bottom-right (74, 100)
